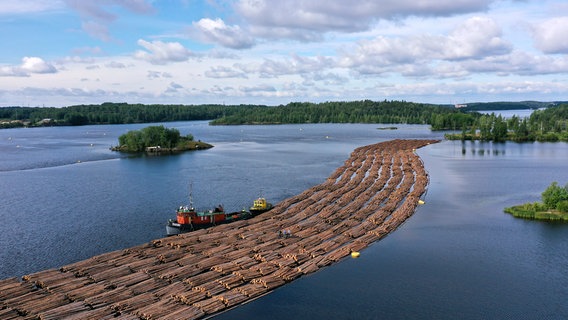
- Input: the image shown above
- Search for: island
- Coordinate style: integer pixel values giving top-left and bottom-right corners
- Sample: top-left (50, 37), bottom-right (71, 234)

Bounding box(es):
top-left (110, 125), bottom-right (213, 153)
top-left (504, 182), bottom-right (568, 221)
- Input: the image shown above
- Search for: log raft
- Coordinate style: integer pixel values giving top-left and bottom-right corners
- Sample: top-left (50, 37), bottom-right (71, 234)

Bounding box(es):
top-left (0, 139), bottom-right (439, 320)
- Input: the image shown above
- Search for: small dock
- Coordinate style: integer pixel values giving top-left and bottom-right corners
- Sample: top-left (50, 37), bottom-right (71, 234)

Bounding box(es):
top-left (0, 139), bottom-right (439, 320)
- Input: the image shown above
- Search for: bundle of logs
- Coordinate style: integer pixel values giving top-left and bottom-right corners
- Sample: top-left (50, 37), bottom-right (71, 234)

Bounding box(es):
top-left (0, 139), bottom-right (439, 320)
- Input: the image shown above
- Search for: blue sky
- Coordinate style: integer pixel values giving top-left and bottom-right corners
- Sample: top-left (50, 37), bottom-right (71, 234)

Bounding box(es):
top-left (1, 0), bottom-right (567, 107)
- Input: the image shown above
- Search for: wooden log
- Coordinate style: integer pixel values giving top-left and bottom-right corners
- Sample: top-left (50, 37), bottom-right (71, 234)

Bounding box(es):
top-left (232, 269), bottom-right (262, 282)
top-left (128, 277), bottom-right (168, 295)
top-left (203, 244), bottom-right (235, 257)
top-left (16, 291), bottom-right (70, 316)
top-left (192, 280), bottom-right (227, 297)
top-left (90, 265), bottom-right (132, 282)
top-left (183, 271), bottom-right (219, 287)
top-left (157, 264), bottom-right (201, 282)
top-left (37, 301), bottom-right (90, 320)
top-left (235, 283), bottom-right (269, 298)
top-left (0, 277), bottom-right (32, 300)
top-left (193, 296), bottom-right (226, 315)
top-left (157, 303), bottom-right (205, 320)
top-left (83, 286), bottom-right (134, 309)
top-left (222, 247), bottom-right (254, 260)
top-left (65, 283), bottom-right (108, 301)
top-left (173, 289), bottom-right (208, 305)
top-left (214, 289), bottom-right (248, 307)
top-left (231, 256), bottom-right (258, 269)
top-left (110, 292), bottom-right (158, 313)
top-left (272, 266), bottom-right (302, 281)
top-left (196, 256), bottom-right (229, 270)
top-left (55, 307), bottom-right (121, 320)
top-left (153, 281), bottom-right (191, 298)
top-left (253, 251), bottom-right (280, 262)
top-left (176, 254), bottom-right (200, 267)
top-left (0, 307), bottom-right (21, 320)
top-left (249, 262), bottom-right (278, 276)
top-left (0, 139), bottom-right (440, 320)
top-left (121, 257), bottom-right (157, 272)
top-left (251, 274), bottom-right (286, 289)
top-left (270, 257), bottom-right (297, 269)
top-left (216, 274), bottom-right (245, 290)
top-left (211, 261), bottom-right (241, 275)
top-left (133, 297), bottom-right (187, 320)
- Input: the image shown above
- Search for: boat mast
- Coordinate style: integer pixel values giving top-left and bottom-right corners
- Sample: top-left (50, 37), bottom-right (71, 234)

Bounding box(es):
top-left (189, 182), bottom-right (194, 210)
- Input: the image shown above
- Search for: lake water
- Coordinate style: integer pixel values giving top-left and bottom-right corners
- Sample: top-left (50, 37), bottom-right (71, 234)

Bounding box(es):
top-left (1, 122), bottom-right (567, 319)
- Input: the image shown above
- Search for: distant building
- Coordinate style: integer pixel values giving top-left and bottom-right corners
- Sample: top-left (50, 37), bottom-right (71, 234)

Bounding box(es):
top-left (146, 146), bottom-right (162, 152)
top-left (454, 104), bottom-right (468, 109)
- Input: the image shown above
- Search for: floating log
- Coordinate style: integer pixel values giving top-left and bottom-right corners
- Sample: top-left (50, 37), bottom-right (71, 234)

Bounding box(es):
top-left (37, 301), bottom-right (90, 320)
top-left (214, 289), bottom-right (249, 307)
top-left (193, 296), bottom-right (226, 314)
top-left (0, 139), bottom-right (439, 320)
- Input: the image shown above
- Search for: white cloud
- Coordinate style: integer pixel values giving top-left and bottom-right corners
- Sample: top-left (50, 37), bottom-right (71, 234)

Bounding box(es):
top-left (147, 71), bottom-right (172, 79)
top-left (234, 54), bottom-right (334, 78)
top-left (205, 66), bottom-right (248, 79)
top-left (105, 61), bottom-right (127, 68)
top-left (165, 82), bottom-right (184, 93)
top-left (64, 0), bottom-right (154, 41)
top-left (235, 0), bottom-right (494, 41)
top-left (0, 57), bottom-right (57, 77)
top-left (193, 18), bottom-right (255, 49)
top-left (134, 39), bottom-right (194, 64)
top-left (0, 0), bottom-right (64, 14)
top-left (81, 21), bottom-right (111, 42)
top-left (3, 1), bottom-right (568, 107)
top-left (531, 16), bottom-right (568, 54)
top-left (239, 84), bottom-right (277, 94)
top-left (21, 57), bottom-right (57, 73)
top-left (339, 16), bottom-right (511, 76)
top-left (462, 51), bottom-right (568, 76)
top-left (446, 16), bottom-right (511, 59)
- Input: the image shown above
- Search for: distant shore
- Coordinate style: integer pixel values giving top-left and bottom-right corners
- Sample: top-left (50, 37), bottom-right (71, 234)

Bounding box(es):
top-left (504, 206), bottom-right (568, 221)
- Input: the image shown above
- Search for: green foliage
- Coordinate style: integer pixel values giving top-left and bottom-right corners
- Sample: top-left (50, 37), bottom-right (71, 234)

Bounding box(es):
top-left (541, 182), bottom-right (568, 210)
top-left (117, 125), bottom-right (189, 152)
top-left (446, 104), bottom-right (568, 142)
top-left (505, 182), bottom-right (568, 221)
top-left (211, 100), bottom-right (473, 128)
top-left (0, 103), bottom-right (243, 126)
top-left (3, 102), bottom-right (568, 143)
top-left (556, 200), bottom-right (568, 213)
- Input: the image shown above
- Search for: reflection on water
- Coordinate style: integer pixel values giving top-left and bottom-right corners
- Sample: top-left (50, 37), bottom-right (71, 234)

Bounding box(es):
top-left (458, 141), bottom-right (507, 156)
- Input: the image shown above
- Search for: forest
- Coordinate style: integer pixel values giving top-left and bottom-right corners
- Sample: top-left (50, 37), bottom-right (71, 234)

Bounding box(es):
top-left (445, 104), bottom-right (568, 142)
top-left (0, 102), bottom-right (246, 128)
top-left (0, 100), bottom-right (469, 129)
top-left (1, 100), bottom-right (568, 142)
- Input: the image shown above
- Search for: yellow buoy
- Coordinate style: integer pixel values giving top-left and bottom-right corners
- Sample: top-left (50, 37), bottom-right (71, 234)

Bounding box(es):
top-left (351, 251), bottom-right (360, 258)
top-left (418, 200), bottom-right (425, 205)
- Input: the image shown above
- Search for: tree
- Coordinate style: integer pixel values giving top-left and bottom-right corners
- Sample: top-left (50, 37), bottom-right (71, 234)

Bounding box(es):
top-left (541, 182), bottom-right (568, 210)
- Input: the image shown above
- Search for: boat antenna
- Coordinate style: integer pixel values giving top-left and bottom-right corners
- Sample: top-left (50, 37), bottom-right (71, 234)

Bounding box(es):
top-left (189, 182), bottom-right (194, 209)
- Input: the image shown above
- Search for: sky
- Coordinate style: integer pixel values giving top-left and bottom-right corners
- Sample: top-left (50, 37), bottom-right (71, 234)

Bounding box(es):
top-left (1, 0), bottom-right (567, 107)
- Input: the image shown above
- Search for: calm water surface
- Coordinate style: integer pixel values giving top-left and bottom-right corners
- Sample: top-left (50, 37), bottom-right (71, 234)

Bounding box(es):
top-left (1, 122), bottom-right (567, 319)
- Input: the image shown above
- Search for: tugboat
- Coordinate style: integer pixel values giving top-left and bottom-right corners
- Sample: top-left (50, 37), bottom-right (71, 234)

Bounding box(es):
top-left (165, 203), bottom-right (251, 236)
top-left (166, 185), bottom-right (274, 236)
top-left (250, 197), bottom-right (273, 215)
